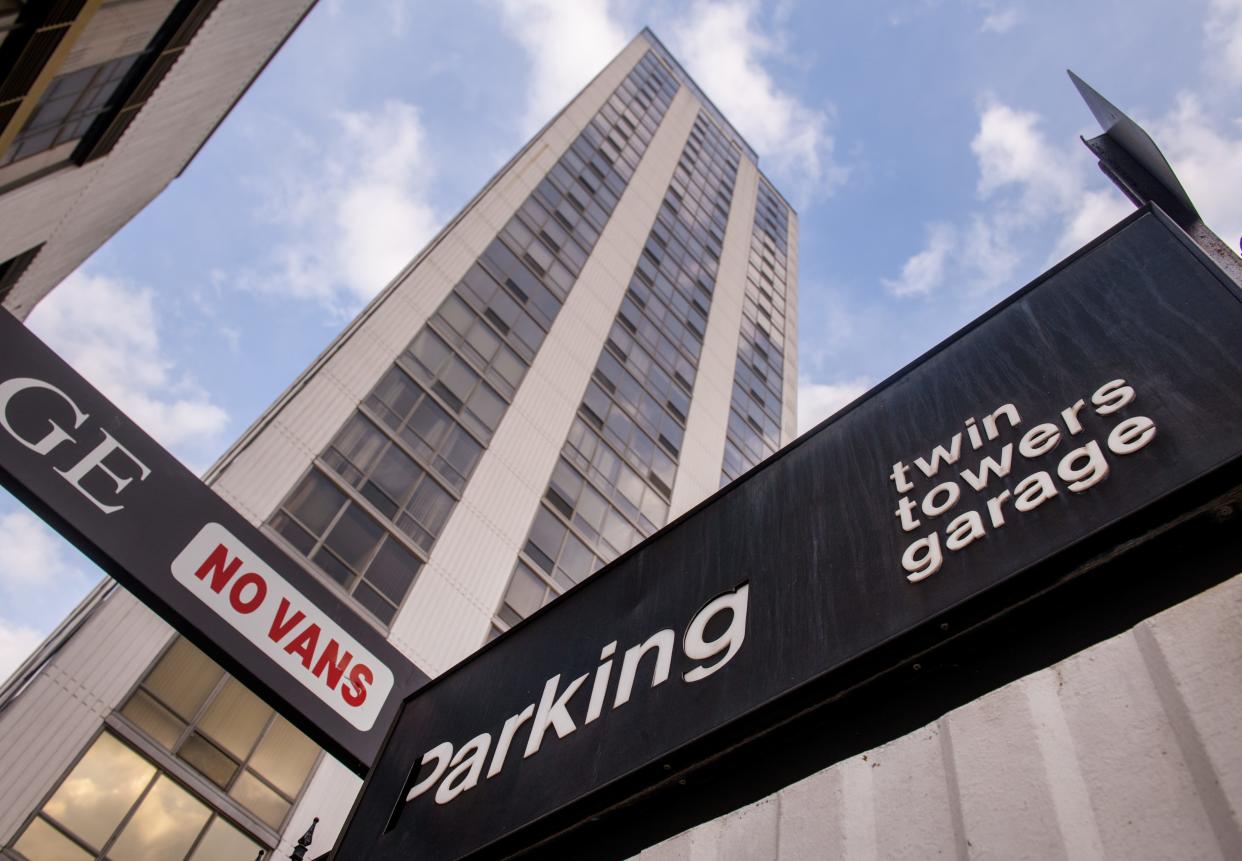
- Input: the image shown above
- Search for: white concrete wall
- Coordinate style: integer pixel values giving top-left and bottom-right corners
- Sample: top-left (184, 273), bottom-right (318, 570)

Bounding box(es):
top-left (1, 0), bottom-right (315, 317)
top-left (635, 570), bottom-right (1242, 860)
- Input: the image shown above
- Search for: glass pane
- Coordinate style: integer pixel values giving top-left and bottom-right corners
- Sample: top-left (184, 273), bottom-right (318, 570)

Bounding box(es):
top-left (365, 539), bottom-right (420, 604)
top-left (143, 638), bottom-right (222, 722)
top-left (332, 414), bottom-right (386, 473)
top-left (528, 507), bottom-right (565, 561)
top-left (438, 355), bottom-right (477, 403)
top-left (407, 330), bottom-right (450, 377)
top-left (12, 817), bottom-right (92, 861)
top-left (177, 734), bottom-right (238, 789)
top-left (505, 564), bottom-right (547, 619)
top-left (441, 431), bottom-right (482, 484)
top-left (248, 717), bottom-right (319, 798)
top-left (271, 512), bottom-right (314, 555)
top-left (466, 384), bottom-right (505, 433)
top-left (197, 679), bottom-right (271, 760)
top-left (44, 733), bottom-right (155, 851)
top-left (370, 444), bottom-right (421, 504)
top-left (352, 580), bottom-right (396, 625)
top-left (557, 532), bottom-right (594, 585)
top-left (312, 548), bottom-right (355, 587)
top-left (406, 398), bottom-right (450, 451)
top-left (372, 368), bottom-right (418, 421)
top-left (229, 772), bottom-right (290, 830)
top-left (187, 817), bottom-right (261, 861)
top-left (324, 504), bottom-right (384, 569)
top-left (120, 690), bottom-right (185, 750)
top-left (108, 776), bottom-right (210, 861)
top-left (407, 479), bottom-right (452, 532)
top-left (284, 471), bottom-right (347, 536)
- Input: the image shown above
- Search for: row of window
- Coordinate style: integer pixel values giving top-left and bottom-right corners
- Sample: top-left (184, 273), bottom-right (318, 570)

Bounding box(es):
top-left (8, 638), bottom-right (319, 861)
top-left (1, 54), bottom-right (138, 168)
top-left (493, 112), bottom-right (744, 636)
top-left (721, 181), bottom-right (793, 485)
top-left (266, 52), bottom-right (679, 628)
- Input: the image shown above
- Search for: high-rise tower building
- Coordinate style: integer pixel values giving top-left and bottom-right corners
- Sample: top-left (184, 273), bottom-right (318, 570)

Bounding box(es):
top-left (0, 29), bottom-right (797, 859)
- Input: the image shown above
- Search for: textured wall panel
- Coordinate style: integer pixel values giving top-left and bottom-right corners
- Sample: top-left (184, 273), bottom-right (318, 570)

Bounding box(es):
top-left (634, 572), bottom-right (1242, 860)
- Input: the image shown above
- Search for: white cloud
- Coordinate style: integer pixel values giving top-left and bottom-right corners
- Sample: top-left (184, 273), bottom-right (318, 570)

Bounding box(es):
top-left (0, 620), bottom-right (43, 683)
top-left (0, 511), bottom-right (87, 588)
top-left (245, 100), bottom-right (440, 314)
top-left (972, 102), bottom-right (1079, 216)
top-left (1052, 188), bottom-right (1134, 260)
top-left (797, 377), bottom-right (870, 433)
top-left (979, 6), bottom-right (1020, 34)
top-left (0, 509), bottom-right (93, 681)
top-left (496, 0), bottom-right (627, 134)
top-left (1151, 94), bottom-right (1242, 252)
top-left (492, 1), bottom-right (844, 197)
top-left (1207, 0), bottom-right (1242, 85)
top-left (886, 98), bottom-right (1138, 302)
top-left (27, 272), bottom-right (229, 452)
top-left (883, 222), bottom-right (956, 296)
top-left (670, 0), bottom-right (846, 195)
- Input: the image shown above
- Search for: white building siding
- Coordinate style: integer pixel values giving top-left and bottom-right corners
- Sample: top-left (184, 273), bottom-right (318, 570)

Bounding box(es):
top-left (636, 570), bottom-right (1242, 860)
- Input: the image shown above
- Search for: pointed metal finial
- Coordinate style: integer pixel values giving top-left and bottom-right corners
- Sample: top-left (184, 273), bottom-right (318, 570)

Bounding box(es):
top-left (290, 817), bottom-right (319, 861)
top-left (1067, 69), bottom-right (1198, 219)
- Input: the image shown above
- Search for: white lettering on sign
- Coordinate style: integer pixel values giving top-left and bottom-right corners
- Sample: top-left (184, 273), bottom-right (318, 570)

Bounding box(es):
top-left (887, 377), bottom-right (1159, 582)
top-left (0, 376), bottom-right (151, 513)
top-left (171, 522), bottom-right (395, 731)
top-left (403, 583), bottom-right (750, 807)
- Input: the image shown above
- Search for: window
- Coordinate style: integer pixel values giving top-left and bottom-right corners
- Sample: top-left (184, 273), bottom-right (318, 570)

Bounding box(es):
top-left (365, 367), bottom-right (483, 494)
top-left (1, 55), bottom-right (139, 167)
top-left (491, 111), bottom-right (739, 635)
top-left (400, 328), bottom-right (507, 442)
top-left (116, 639), bottom-right (320, 830)
top-left (270, 468), bottom-right (424, 625)
top-left (7, 639), bottom-right (320, 860)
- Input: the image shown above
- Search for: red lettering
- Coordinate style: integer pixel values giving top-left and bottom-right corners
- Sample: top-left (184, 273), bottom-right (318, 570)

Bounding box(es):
top-left (284, 623), bottom-right (320, 669)
top-left (312, 639), bottom-right (353, 690)
top-left (342, 663), bottom-right (373, 707)
top-left (228, 572), bottom-right (266, 614)
top-left (193, 543), bottom-right (241, 594)
top-left (268, 598), bottom-right (305, 643)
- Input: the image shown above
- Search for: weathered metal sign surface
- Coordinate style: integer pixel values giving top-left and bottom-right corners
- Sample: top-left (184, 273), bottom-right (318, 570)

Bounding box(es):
top-left (0, 309), bottom-right (426, 774)
top-left (334, 207), bottom-right (1242, 858)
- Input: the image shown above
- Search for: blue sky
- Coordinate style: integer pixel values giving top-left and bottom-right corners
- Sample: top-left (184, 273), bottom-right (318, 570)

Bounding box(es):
top-left (2, 0), bottom-right (1241, 676)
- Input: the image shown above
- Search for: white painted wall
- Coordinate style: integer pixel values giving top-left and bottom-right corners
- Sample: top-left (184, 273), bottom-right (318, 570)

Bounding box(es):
top-left (635, 570), bottom-right (1242, 860)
